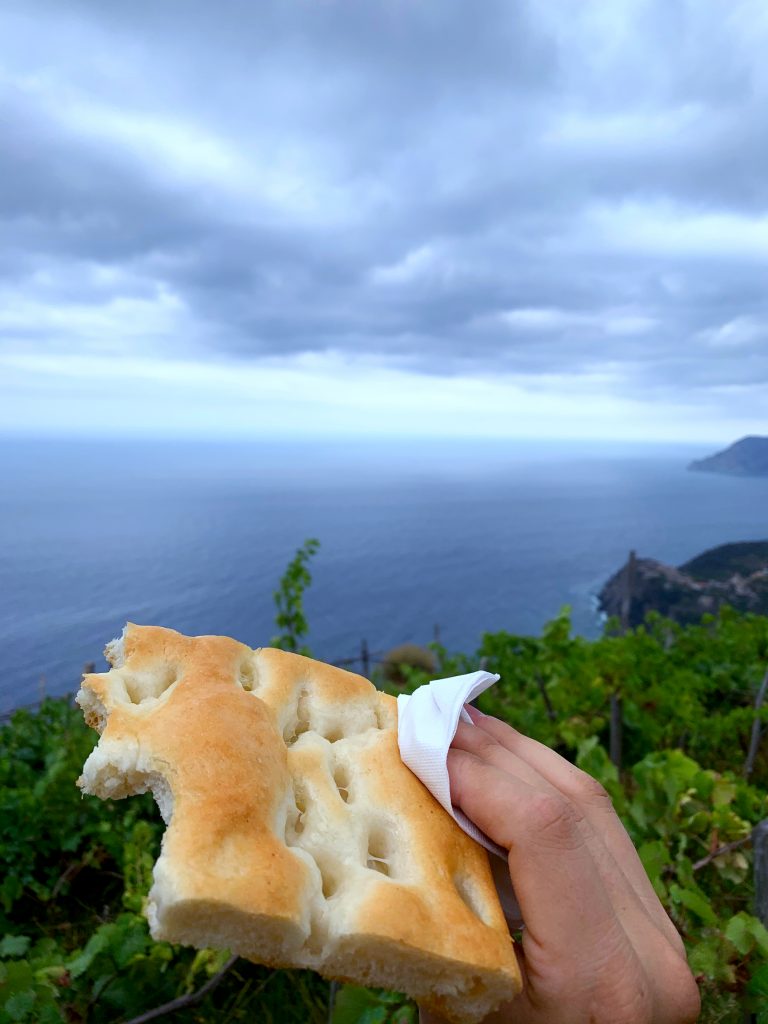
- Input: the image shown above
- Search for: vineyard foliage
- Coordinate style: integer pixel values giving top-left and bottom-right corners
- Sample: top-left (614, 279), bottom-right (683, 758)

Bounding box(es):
top-left (1, 542), bottom-right (768, 1022)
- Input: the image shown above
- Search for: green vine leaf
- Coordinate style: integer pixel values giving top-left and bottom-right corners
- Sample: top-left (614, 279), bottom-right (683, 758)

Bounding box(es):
top-left (669, 883), bottom-right (719, 926)
top-left (0, 937), bottom-right (30, 959)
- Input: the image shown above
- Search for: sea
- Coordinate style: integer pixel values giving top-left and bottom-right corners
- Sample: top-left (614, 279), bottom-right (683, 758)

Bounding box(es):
top-left (2, 436), bottom-right (767, 714)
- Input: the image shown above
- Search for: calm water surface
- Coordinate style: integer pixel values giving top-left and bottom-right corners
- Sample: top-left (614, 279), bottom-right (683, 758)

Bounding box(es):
top-left (1, 437), bottom-right (767, 712)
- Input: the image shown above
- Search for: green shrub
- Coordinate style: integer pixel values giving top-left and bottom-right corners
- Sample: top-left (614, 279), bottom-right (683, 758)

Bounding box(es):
top-left (379, 643), bottom-right (438, 688)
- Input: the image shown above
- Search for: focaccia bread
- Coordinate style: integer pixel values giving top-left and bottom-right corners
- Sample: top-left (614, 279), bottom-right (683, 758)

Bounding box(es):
top-left (76, 624), bottom-right (520, 1022)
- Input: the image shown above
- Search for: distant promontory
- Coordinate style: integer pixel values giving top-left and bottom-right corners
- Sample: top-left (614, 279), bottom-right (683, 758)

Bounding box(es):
top-left (599, 541), bottom-right (768, 628)
top-left (689, 436), bottom-right (768, 477)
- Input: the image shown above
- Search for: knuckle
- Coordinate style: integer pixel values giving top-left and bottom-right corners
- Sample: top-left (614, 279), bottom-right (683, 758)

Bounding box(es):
top-left (677, 978), bottom-right (702, 1024)
top-left (658, 951), bottom-right (702, 1024)
top-left (589, 980), bottom-right (654, 1024)
top-left (573, 771), bottom-right (612, 806)
top-left (449, 750), bottom-right (494, 798)
top-left (590, 951), bottom-right (700, 1024)
top-left (528, 792), bottom-right (580, 842)
top-left (471, 730), bottom-right (500, 757)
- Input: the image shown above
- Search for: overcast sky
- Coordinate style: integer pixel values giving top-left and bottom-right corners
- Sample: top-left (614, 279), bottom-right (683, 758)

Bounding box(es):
top-left (2, 0), bottom-right (767, 443)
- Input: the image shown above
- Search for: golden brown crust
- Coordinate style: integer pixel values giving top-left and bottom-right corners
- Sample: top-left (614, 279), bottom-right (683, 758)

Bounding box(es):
top-left (77, 624), bottom-right (521, 1022)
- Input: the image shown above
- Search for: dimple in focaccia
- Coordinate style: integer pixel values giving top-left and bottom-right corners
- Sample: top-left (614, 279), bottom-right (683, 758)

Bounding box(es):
top-left (77, 624), bottom-right (520, 1023)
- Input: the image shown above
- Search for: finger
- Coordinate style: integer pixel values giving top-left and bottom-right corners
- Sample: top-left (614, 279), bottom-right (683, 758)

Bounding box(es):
top-left (464, 708), bottom-right (684, 952)
top-left (447, 746), bottom-right (627, 959)
top-left (464, 710), bottom-right (662, 897)
top-left (452, 720), bottom-right (672, 949)
top-left (453, 720), bottom-right (557, 796)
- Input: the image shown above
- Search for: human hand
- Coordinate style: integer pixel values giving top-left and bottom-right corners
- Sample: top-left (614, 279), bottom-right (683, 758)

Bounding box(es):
top-left (421, 708), bottom-right (700, 1024)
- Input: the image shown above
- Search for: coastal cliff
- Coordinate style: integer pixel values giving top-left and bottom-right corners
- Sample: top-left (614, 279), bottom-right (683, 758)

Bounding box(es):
top-left (599, 541), bottom-right (768, 627)
top-left (689, 436), bottom-right (768, 477)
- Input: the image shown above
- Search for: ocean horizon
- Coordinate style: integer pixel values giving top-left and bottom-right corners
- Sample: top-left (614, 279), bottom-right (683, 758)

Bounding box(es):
top-left (2, 435), bottom-right (767, 714)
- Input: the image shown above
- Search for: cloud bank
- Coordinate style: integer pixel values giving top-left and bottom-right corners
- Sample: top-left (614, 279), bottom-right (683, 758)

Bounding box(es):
top-left (2, 0), bottom-right (767, 440)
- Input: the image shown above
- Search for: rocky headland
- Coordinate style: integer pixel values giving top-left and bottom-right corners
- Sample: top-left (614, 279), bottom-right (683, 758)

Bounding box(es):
top-left (689, 436), bottom-right (768, 477)
top-left (599, 541), bottom-right (768, 627)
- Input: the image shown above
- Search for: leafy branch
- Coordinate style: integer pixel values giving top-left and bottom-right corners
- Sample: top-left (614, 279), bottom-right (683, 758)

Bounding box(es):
top-left (692, 835), bottom-right (753, 873)
top-left (122, 954), bottom-right (239, 1024)
top-left (271, 538), bottom-right (320, 655)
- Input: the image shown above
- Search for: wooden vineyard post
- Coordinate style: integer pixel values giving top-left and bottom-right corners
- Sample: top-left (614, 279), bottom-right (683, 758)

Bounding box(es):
top-left (744, 665), bottom-right (768, 779)
top-left (327, 980), bottom-right (339, 1023)
top-left (754, 818), bottom-right (768, 927)
top-left (609, 695), bottom-right (623, 770)
top-left (360, 638), bottom-right (370, 679)
top-left (536, 672), bottom-right (557, 721)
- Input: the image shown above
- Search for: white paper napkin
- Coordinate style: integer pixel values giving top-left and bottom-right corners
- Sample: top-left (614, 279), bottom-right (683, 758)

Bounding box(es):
top-left (396, 671), bottom-right (522, 927)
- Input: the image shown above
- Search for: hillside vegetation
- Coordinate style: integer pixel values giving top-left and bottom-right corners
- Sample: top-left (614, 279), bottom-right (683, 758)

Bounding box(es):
top-left (1, 541), bottom-right (768, 1023)
top-left (681, 542), bottom-right (768, 583)
top-left (600, 542), bottom-right (768, 627)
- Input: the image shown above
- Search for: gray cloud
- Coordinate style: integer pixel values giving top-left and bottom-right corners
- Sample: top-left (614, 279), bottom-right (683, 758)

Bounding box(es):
top-left (2, 0), bottom-right (768, 404)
